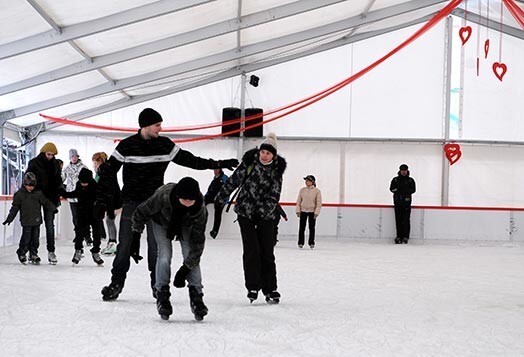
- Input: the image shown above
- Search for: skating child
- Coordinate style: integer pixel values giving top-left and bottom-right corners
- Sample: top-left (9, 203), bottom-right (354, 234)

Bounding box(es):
top-left (2, 173), bottom-right (57, 265)
top-left (62, 168), bottom-right (104, 265)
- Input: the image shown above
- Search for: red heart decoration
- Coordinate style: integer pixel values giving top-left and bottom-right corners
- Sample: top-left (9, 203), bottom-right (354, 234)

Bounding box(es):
top-left (459, 26), bottom-right (472, 45)
top-left (444, 143), bottom-right (462, 166)
top-left (484, 39), bottom-right (490, 58)
top-left (492, 62), bottom-right (507, 81)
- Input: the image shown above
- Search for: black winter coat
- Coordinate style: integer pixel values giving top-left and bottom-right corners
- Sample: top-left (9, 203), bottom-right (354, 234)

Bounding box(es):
top-left (63, 178), bottom-right (99, 223)
top-left (5, 187), bottom-right (57, 226)
top-left (26, 153), bottom-right (63, 206)
top-left (390, 171), bottom-right (416, 206)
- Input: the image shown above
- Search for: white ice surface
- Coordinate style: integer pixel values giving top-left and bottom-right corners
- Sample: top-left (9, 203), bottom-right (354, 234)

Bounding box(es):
top-left (1, 238), bottom-right (524, 357)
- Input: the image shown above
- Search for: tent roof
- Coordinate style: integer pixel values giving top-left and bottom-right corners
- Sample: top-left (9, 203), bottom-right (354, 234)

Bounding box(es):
top-left (1, 0), bottom-right (523, 133)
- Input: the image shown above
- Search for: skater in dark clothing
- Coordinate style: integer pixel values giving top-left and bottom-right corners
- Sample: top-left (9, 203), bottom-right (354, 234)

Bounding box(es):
top-left (3, 173), bottom-right (57, 264)
top-left (204, 168), bottom-right (228, 238)
top-left (97, 108), bottom-right (238, 301)
top-left (62, 168), bottom-right (104, 265)
top-left (215, 133), bottom-right (286, 304)
top-left (26, 142), bottom-right (64, 265)
top-left (273, 204), bottom-right (288, 246)
top-left (390, 164), bottom-right (416, 244)
top-left (131, 177), bottom-right (208, 321)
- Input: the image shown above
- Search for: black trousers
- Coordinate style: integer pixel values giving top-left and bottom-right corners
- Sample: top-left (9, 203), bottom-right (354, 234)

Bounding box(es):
top-left (298, 212), bottom-right (316, 246)
top-left (237, 216), bottom-right (277, 294)
top-left (394, 204), bottom-right (412, 239)
top-left (111, 201), bottom-right (157, 288)
top-left (18, 225), bottom-right (40, 256)
top-left (205, 200), bottom-right (224, 233)
top-left (74, 215), bottom-right (103, 253)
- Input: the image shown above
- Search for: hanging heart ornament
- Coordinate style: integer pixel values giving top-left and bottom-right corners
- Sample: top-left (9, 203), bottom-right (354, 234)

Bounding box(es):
top-left (492, 62), bottom-right (507, 81)
top-left (444, 143), bottom-right (462, 166)
top-left (459, 26), bottom-right (472, 45)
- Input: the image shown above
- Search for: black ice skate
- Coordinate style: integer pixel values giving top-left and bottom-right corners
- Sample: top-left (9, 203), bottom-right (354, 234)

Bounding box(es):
top-left (156, 286), bottom-right (173, 320)
top-left (247, 290), bottom-right (258, 303)
top-left (101, 283), bottom-right (123, 301)
top-left (394, 238), bottom-right (402, 244)
top-left (28, 254), bottom-right (41, 265)
top-left (189, 286), bottom-right (208, 321)
top-left (91, 252), bottom-right (104, 266)
top-left (72, 249), bottom-right (83, 265)
top-left (402, 237), bottom-right (409, 244)
top-left (16, 250), bottom-right (27, 265)
top-left (48, 251), bottom-right (57, 265)
top-left (265, 291), bottom-right (281, 304)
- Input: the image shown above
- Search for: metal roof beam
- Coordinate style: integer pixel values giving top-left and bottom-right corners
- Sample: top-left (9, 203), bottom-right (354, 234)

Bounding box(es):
top-left (43, 13), bottom-right (435, 130)
top-left (0, 0), bottom-right (350, 95)
top-left (4, 0), bottom-right (448, 119)
top-left (0, 0), bottom-right (215, 60)
top-left (451, 8), bottom-right (524, 40)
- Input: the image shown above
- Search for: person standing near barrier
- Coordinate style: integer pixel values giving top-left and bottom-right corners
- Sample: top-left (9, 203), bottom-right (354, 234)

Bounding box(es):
top-left (296, 175), bottom-right (322, 249)
top-left (215, 133), bottom-right (286, 304)
top-left (26, 142), bottom-right (64, 265)
top-left (390, 164), bottom-right (416, 244)
top-left (97, 108), bottom-right (238, 302)
top-left (204, 168), bottom-right (228, 238)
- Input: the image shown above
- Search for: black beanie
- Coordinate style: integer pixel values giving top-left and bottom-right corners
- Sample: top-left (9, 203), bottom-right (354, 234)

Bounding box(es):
top-left (23, 172), bottom-right (37, 187)
top-left (78, 168), bottom-right (93, 183)
top-left (399, 164), bottom-right (409, 170)
top-left (138, 108), bottom-right (163, 128)
top-left (174, 177), bottom-right (201, 200)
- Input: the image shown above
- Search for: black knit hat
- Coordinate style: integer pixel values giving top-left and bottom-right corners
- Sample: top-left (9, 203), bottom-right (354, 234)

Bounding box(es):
top-left (23, 172), bottom-right (37, 187)
top-left (78, 168), bottom-right (93, 183)
top-left (138, 108), bottom-right (163, 128)
top-left (399, 164), bottom-right (409, 170)
top-left (174, 177), bottom-right (201, 200)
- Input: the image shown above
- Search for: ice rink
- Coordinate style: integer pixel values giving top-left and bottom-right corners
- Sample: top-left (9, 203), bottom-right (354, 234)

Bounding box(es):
top-left (1, 237), bottom-right (523, 357)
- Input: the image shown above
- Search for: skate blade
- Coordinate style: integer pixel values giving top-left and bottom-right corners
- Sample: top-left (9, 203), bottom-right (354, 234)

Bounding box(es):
top-left (160, 315), bottom-right (170, 321)
top-left (194, 315), bottom-right (204, 321)
top-left (266, 299), bottom-right (280, 305)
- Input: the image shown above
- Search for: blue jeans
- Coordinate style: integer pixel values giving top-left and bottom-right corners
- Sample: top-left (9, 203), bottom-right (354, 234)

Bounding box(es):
top-left (110, 201), bottom-right (157, 287)
top-left (43, 205), bottom-right (56, 253)
top-left (152, 221), bottom-right (203, 293)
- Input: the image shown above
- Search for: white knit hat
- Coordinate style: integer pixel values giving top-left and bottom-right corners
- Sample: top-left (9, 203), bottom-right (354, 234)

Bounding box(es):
top-left (259, 132), bottom-right (277, 156)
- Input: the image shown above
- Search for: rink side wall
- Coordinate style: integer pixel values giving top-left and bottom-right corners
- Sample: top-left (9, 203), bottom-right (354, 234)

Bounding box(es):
top-left (2, 196), bottom-right (524, 250)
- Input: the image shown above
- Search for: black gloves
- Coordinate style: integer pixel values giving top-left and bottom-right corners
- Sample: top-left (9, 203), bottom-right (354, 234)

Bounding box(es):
top-left (173, 265), bottom-right (191, 288)
top-left (2, 220), bottom-right (9, 226)
top-left (220, 158), bottom-right (239, 171)
top-left (130, 231), bottom-right (143, 264)
top-left (93, 201), bottom-right (106, 220)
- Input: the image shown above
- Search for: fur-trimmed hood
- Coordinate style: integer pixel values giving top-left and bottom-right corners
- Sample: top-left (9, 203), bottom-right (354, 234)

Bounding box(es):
top-left (241, 148), bottom-right (287, 176)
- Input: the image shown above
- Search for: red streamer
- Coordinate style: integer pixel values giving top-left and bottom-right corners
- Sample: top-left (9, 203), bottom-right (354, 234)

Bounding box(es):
top-left (503, 0), bottom-right (524, 29)
top-left (41, 0), bottom-right (464, 143)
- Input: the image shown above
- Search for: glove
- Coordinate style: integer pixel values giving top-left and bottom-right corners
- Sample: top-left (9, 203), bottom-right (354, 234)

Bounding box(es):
top-left (2, 220), bottom-right (9, 226)
top-left (93, 201), bottom-right (106, 220)
top-left (130, 231), bottom-right (143, 264)
top-left (173, 265), bottom-right (191, 288)
top-left (296, 212), bottom-right (300, 218)
top-left (220, 158), bottom-right (239, 171)
top-left (106, 209), bottom-right (115, 220)
top-left (284, 216), bottom-right (288, 221)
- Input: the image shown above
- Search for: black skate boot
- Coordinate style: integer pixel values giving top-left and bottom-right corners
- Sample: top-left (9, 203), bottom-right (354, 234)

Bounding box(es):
top-left (91, 252), bottom-right (104, 266)
top-left (29, 254), bottom-right (41, 265)
top-left (189, 286), bottom-right (208, 321)
top-left (402, 237), bottom-right (409, 244)
top-left (156, 286), bottom-right (173, 320)
top-left (247, 290), bottom-right (258, 303)
top-left (72, 249), bottom-right (83, 265)
top-left (265, 291), bottom-right (281, 304)
top-left (101, 283), bottom-right (123, 301)
top-left (394, 238), bottom-right (402, 244)
top-left (16, 250), bottom-right (27, 265)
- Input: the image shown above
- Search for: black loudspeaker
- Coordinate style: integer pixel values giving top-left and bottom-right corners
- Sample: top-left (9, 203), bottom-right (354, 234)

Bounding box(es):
top-left (244, 108), bottom-right (263, 137)
top-left (222, 107), bottom-right (241, 137)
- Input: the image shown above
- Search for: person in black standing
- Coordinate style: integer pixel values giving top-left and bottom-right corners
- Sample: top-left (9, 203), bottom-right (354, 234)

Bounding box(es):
top-left (204, 168), bottom-right (228, 238)
top-left (26, 142), bottom-right (64, 265)
top-left (98, 108), bottom-right (238, 301)
top-left (389, 164), bottom-right (416, 244)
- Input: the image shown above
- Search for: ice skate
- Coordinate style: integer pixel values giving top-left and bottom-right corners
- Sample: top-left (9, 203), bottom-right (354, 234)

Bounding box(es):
top-left (265, 291), bottom-right (281, 304)
top-left (156, 286), bottom-right (173, 320)
top-left (189, 286), bottom-right (208, 321)
top-left (92, 252), bottom-right (104, 266)
top-left (29, 254), bottom-right (41, 265)
top-left (16, 251), bottom-right (27, 265)
top-left (72, 249), bottom-right (83, 265)
top-left (101, 242), bottom-right (117, 255)
top-left (247, 290), bottom-right (258, 303)
top-left (209, 230), bottom-right (218, 239)
top-left (298, 244), bottom-right (303, 249)
top-left (402, 237), bottom-right (409, 244)
top-left (101, 283), bottom-right (123, 301)
top-left (48, 251), bottom-right (58, 265)
top-left (309, 244), bottom-right (315, 249)
top-left (394, 238), bottom-right (402, 244)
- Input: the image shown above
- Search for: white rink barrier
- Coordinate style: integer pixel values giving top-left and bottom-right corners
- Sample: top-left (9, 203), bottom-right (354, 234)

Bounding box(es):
top-left (2, 197), bottom-right (524, 249)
